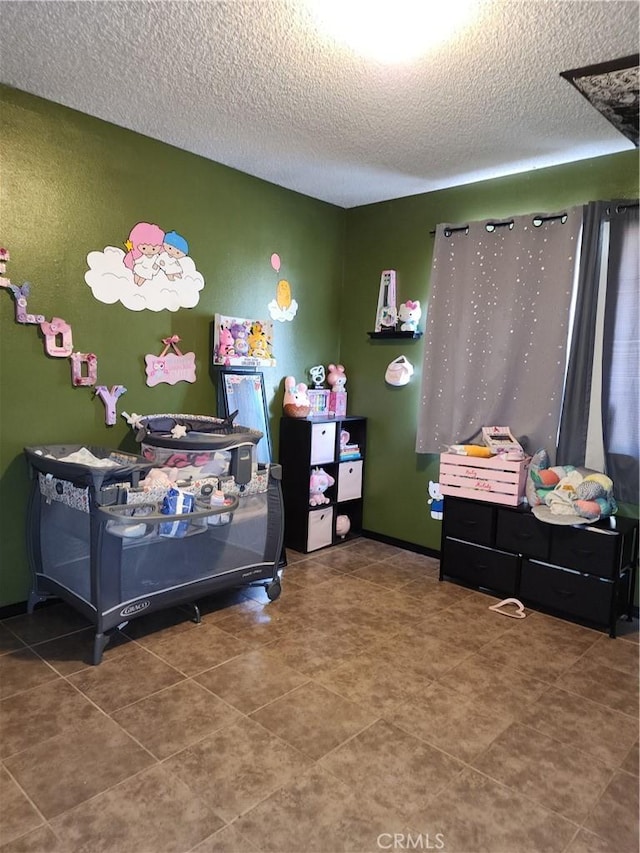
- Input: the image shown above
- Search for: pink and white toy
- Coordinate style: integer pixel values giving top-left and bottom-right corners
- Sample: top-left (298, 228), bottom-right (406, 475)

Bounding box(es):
top-left (283, 376), bottom-right (311, 418)
top-left (309, 467), bottom-right (335, 506)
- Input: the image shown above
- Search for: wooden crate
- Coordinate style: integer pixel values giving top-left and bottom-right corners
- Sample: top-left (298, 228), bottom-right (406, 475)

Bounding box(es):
top-left (439, 452), bottom-right (529, 506)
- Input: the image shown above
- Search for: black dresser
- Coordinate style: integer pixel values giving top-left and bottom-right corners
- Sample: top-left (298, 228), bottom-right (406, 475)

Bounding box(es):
top-left (440, 495), bottom-right (638, 637)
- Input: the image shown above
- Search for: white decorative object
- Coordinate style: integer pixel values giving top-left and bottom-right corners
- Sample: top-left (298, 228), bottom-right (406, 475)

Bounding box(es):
top-left (385, 355), bottom-right (414, 386)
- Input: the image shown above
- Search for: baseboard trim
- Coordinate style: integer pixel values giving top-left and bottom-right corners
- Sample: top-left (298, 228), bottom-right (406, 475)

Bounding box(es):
top-left (361, 529), bottom-right (440, 560)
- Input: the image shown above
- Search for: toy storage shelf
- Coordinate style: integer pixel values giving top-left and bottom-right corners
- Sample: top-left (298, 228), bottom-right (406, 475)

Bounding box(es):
top-left (24, 444), bottom-right (284, 664)
top-left (279, 416), bottom-right (366, 553)
top-left (367, 331), bottom-right (422, 339)
top-left (439, 495), bottom-right (638, 637)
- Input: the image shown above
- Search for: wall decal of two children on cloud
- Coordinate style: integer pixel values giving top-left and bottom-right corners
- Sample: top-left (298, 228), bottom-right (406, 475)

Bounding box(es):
top-left (124, 222), bottom-right (188, 286)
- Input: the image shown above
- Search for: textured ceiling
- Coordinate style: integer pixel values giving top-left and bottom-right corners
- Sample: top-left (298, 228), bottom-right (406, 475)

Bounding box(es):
top-left (1, 0), bottom-right (638, 208)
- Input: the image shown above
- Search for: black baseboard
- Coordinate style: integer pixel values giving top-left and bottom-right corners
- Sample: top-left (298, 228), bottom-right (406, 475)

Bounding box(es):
top-left (361, 529), bottom-right (440, 560)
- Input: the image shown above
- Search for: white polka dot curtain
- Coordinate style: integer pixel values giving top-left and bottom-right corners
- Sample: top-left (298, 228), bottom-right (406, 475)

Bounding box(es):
top-left (416, 208), bottom-right (583, 458)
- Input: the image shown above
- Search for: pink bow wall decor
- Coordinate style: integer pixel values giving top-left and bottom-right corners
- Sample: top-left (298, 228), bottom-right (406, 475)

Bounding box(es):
top-left (145, 335), bottom-right (196, 387)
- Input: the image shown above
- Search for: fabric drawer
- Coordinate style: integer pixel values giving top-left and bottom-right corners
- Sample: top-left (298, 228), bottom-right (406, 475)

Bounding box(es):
top-left (442, 538), bottom-right (518, 595)
top-left (444, 499), bottom-right (494, 546)
top-left (520, 559), bottom-right (613, 625)
top-left (550, 526), bottom-right (619, 578)
top-left (307, 506), bottom-right (334, 551)
top-left (337, 460), bottom-right (363, 502)
top-left (496, 509), bottom-right (550, 560)
top-left (310, 422), bottom-right (336, 465)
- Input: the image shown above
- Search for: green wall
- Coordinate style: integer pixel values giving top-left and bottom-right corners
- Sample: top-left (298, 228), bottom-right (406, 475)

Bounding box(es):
top-left (0, 86), bottom-right (345, 606)
top-left (343, 151), bottom-right (639, 550)
top-left (1, 85), bottom-right (638, 608)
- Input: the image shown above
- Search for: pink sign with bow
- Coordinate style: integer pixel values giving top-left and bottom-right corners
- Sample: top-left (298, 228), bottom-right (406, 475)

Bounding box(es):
top-left (145, 335), bottom-right (196, 387)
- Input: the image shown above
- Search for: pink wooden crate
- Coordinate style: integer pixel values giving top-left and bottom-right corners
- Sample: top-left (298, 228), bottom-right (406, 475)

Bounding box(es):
top-left (439, 452), bottom-right (530, 507)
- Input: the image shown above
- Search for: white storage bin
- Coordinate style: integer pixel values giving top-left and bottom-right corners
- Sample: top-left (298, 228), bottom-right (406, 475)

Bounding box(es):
top-left (307, 506), bottom-right (334, 551)
top-left (310, 422), bottom-right (336, 465)
top-left (337, 460), bottom-right (363, 502)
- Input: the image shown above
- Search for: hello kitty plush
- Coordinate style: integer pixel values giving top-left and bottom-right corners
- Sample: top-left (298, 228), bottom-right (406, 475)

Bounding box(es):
top-left (283, 376), bottom-right (311, 418)
top-left (309, 467), bottom-right (335, 506)
top-left (398, 300), bottom-right (422, 333)
top-left (428, 480), bottom-right (444, 520)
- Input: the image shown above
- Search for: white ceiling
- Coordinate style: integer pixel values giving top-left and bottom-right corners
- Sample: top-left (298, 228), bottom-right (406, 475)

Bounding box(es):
top-left (1, 0), bottom-right (637, 208)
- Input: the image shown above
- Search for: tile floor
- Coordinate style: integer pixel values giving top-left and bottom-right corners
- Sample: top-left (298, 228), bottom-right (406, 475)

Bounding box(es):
top-left (0, 538), bottom-right (638, 853)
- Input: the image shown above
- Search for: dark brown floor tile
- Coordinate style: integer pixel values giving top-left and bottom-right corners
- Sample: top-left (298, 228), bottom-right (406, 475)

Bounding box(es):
top-left (387, 682), bottom-right (511, 762)
top-left (0, 649), bottom-right (59, 701)
top-left (31, 626), bottom-right (132, 676)
top-left (565, 828), bottom-right (623, 853)
top-left (557, 655), bottom-right (639, 717)
top-left (400, 577), bottom-right (477, 611)
top-left (235, 765), bottom-right (405, 853)
top-left (190, 823), bottom-right (260, 853)
top-left (0, 767), bottom-right (43, 847)
top-left (266, 626), bottom-right (366, 677)
top-left (67, 645), bottom-right (183, 712)
top-left (303, 543), bottom-right (382, 573)
top-left (373, 632), bottom-right (473, 682)
top-left (348, 539), bottom-right (403, 560)
top-left (320, 719), bottom-right (463, 820)
top-left (214, 602), bottom-right (298, 646)
top-left (130, 620), bottom-right (251, 676)
top-left (249, 681), bottom-right (377, 760)
top-left (195, 647), bottom-right (308, 713)
top-left (112, 679), bottom-right (240, 759)
top-left (0, 825), bottom-right (64, 853)
top-left (163, 716), bottom-right (312, 823)
top-left (519, 686), bottom-right (639, 769)
top-left (410, 766), bottom-right (576, 853)
top-left (0, 624), bottom-right (25, 656)
top-left (349, 560), bottom-right (435, 590)
top-left (578, 632), bottom-right (640, 675)
top-left (280, 557), bottom-right (343, 588)
top-left (436, 655), bottom-right (549, 720)
top-left (3, 603), bottom-right (91, 646)
top-left (472, 722), bottom-right (613, 823)
top-left (4, 715), bottom-right (154, 819)
top-left (50, 763), bottom-right (223, 853)
top-left (384, 551), bottom-right (441, 575)
top-left (316, 649), bottom-right (428, 716)
top-left (583, 770), bottom-right (640, 852)
top-left (0, 678), bottom-right (104, 759)
top-left (479, 624), bottom-right (600, 682)
top-left (621, 740), bottom-right (639, 777)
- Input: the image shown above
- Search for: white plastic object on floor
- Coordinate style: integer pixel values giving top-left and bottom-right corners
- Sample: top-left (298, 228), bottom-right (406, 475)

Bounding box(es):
top-left (488, 597), bottom-right (527, 618)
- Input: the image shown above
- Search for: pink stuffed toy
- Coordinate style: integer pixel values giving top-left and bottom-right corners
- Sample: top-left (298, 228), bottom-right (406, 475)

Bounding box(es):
top-left (283, 376), bottom-right (311, 418)
top-left (327, 363), bottom-right (347, 391)
top-left (309, 467), bottom-right (334, 506)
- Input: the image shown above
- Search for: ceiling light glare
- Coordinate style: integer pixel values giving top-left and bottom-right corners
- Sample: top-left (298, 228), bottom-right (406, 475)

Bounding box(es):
top-left (308, 0), bottom-right (478, 63)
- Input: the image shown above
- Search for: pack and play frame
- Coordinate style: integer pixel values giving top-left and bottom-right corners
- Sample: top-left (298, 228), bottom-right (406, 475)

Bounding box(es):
top-left (25, 435), bottom-right (284, 664)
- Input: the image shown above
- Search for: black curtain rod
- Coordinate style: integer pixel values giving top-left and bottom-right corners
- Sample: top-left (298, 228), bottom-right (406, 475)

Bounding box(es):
top-left (615, 202), bottom-right (639, 213)
top-left (429, 212), bottom-right (569, 236)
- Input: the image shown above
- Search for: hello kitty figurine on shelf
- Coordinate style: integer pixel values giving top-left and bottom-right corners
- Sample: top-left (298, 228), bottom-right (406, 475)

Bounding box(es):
top-left (283, 376), bottom-right (311, 418)
top-left (398, 300), bottom-right (422, 333)
top-left (309, 467), bottom-right (334, 506)
top-left (327, 363), bottom-right (347, 417)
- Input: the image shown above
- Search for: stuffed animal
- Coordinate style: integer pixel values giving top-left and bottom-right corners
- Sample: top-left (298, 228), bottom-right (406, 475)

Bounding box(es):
top-left (327, 363), bottom-right (347, 391)
top-left (217, 327), bottom-right (235, 358)
top-left (528, 449), bottom-right (618, 524)
top-left (283, 376), bottom-right (311, 418)
top-left (309, 467), bottom-right (334, 506)
top-left (428, 481), bottom-right (444, 520)
top-left (398, 300), bottom-right (422, 332)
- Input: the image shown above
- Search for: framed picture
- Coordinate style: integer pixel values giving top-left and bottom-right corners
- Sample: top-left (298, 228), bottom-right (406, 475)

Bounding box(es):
top-left (218, 370), bottom-right (272, 464)
top-left (213, 313), bottom-right (276, 368)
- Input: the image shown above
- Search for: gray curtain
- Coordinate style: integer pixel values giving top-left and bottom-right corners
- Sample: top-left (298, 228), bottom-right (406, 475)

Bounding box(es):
top-left (602, 203), bottom-right (639, 504)
top-left (556, 201), bottom-right (608, 466)
top-left (416, 208), bottom-right (583, 458)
